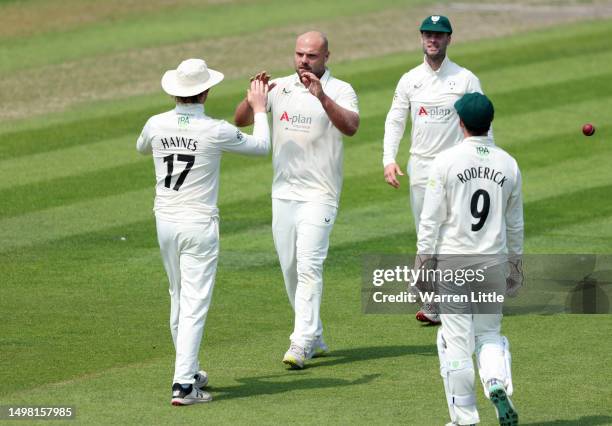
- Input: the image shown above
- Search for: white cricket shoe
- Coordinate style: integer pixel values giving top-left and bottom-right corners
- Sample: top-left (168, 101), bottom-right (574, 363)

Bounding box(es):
top-left (282, 343), bottom-right (306, 369)
top-left (307, 336), bottom-right (329, 359)
top-left (489, 381), bottom-right (518, 426)
top-left (194, 370), bottom-right (208, 389)
top-left (171, 383), bottom-right (212, 406)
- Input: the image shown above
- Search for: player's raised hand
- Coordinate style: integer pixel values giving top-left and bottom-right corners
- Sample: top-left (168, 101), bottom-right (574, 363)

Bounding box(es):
top-left (247, 79), bottom-right (269, 113)
top-left (300, 71), bottom-right (324, 99)
top-left (250, 71), bottom-right (276, 91)
top-left (384, 163), bottom-right (404, 188)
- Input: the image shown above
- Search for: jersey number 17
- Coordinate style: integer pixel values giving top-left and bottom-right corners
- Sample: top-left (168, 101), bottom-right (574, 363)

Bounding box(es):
top-left (163, 154), bottom-right (195, 191)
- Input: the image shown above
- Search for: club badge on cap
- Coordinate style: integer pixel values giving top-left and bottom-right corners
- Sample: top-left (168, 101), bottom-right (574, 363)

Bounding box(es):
top-left (419, 15), bottom-right (453, 34)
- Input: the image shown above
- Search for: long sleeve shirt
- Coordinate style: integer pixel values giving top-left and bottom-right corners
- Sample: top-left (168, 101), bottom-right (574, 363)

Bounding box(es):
top-left (417, 136), bottom-right (523, 256)
top-left (137, 104), bottom-right (270, 222)
top-left (383, 56), bottom-right (484, 166)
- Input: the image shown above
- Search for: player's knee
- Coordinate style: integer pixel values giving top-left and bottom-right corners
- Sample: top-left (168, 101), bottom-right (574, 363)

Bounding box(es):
top-left (446, 358), bottom-right (476, 407)
top-left (296, 261), bottom-right (324, 286)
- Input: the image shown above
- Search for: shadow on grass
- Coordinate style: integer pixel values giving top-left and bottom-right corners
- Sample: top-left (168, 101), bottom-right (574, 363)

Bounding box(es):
top-left (212, 345), bottom-right (435, 402)
top-left (309, 344), bottom-right (436, 369)
top-left (212, 372), bottom-right (380, 402)
top-left (522, 416), bottom-right (612, 425)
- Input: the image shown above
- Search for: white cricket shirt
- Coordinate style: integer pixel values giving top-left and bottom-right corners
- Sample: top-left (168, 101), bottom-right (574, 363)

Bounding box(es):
top-left (267, 70), bottom-right (359, 207)
top-left (417, 136), bottom-right (523, 256)
top-left (383, 56), bottom-right (484, 166)
top-left (137, 104), bottom-right (270, 222)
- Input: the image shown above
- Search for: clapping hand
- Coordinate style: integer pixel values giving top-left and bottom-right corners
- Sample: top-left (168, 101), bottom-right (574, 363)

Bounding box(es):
top-left (299, 71), bottom-right (324, 99)
top-left (250, 71), bottom-right (276, 91)
top-left (247, 79), bottom-right (269, 113)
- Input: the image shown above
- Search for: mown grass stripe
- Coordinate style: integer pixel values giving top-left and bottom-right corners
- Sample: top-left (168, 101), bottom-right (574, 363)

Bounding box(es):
top-left (4, 19), bottom-right (612, 157)
top-left (3, 149), bottom-right (611, 253)
top-left (0, 0), bottom-right (414, 74)
top-left (2, 109), bottom-right (610, 222)
top-left (490, 73), bottom-right (612, 116)
top-left (342, 24), bottom-right (612, 95)
top-left (1, 71), bottom-right (608, 165)
top-left (0, 135), bottom-right (141, 191)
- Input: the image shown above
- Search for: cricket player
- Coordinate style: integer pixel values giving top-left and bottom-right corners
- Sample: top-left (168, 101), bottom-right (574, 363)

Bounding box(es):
top-left (234, 31), bottom-right (359, 369)
top-left (137, 59), bottom-right (270, 405)
top-left (383, 15), bottom-right (488, 324)
top-left (417, 93), bottom-right (523, 426)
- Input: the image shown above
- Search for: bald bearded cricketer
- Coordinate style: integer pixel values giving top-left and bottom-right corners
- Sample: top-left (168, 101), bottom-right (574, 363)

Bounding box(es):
top-left (383, 15), bottom-right (489, 325)
top-left (234, 31), bottom-right (359, 369)
top-left (417, 93), bottom-right (523, 426)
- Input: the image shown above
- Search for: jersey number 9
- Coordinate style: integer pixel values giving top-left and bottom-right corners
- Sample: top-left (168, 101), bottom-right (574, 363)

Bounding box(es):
top-left (470, 189), bottom-right (490, 232)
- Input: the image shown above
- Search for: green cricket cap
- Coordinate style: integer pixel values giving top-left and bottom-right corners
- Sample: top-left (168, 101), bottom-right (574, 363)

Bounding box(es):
top-left (454, 93), bottom-right (495, 130)
top-left (420, 15), bottom-right (452, 34)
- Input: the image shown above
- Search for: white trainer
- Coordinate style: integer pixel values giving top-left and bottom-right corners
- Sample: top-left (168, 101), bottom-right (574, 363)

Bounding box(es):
top-left (171, 383), bottom-right (212, 406)
top-left (307, 337), bottom-right (329, 359)
top-left (194, 370), bottom-right (208, 389)
top-left (282, 343), bottom-right (306, 369)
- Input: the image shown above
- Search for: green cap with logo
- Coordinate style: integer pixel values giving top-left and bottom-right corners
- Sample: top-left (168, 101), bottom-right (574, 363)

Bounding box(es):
top-left (420, 15), bottom-right (453, 34)
top-left (454, 92), bottom-right (495, 131)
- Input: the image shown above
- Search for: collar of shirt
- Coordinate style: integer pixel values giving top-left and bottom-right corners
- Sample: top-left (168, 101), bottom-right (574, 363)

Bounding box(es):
top-left (291, 69), bottom-right (331, 91)
top-left (422, 55), bottom-right (451, 76)
top-left (464, 135), bottom-right (495, 146)
top-left (175, 103), bottom-right (205, 116)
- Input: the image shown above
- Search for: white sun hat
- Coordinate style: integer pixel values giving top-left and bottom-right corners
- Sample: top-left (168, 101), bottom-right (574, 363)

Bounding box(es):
top-left (161, 59), bottom-right (224, 97)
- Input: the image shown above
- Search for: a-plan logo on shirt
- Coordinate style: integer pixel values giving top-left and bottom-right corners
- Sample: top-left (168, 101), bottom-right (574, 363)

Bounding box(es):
top-left (280, 111), bottom-right (312, 133)
top-left (418, 106), bottom-right (452, 119)
top-left (280, 111), bottom-right (312, 125)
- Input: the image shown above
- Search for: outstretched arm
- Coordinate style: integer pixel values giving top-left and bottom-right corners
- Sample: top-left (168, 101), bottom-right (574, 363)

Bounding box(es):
top-left (222, 80), bottom-right (271, 155)
top-left (234, 97), bottom-right (254, 127)
top-left (234, 71), bottom-right (275, 127)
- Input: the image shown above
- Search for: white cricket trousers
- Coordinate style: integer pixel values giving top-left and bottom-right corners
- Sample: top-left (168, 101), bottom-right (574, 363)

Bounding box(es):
top-left (272, 199), bottom-right (336, 351)
top-left (437, 263), bottom-right (513, 425)
top-left (407, 155), bottom-right (432, 232)
top-left (156, 217), bottom-right (219, 385)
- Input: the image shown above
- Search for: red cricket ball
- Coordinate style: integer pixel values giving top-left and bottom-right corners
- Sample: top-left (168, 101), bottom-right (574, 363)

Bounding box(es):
top-left (582, 123), bottom-right (595, 136)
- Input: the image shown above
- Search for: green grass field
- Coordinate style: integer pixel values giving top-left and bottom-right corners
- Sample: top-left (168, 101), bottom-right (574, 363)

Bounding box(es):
top-left (1, 1), bottom-right (612, 424)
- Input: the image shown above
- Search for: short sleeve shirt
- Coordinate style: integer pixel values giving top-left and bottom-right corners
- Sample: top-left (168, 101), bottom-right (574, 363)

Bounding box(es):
top-left (267, 70), bottom-right (359, 207)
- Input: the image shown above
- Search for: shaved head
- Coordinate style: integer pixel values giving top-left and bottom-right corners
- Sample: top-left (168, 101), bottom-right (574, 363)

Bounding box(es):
top-left (294, 30), bottom-right (330, 79)
top-left (296, 31), bottom-right (329, 52)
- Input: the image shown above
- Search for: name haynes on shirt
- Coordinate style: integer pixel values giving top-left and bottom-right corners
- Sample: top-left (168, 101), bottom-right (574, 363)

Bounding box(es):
top-left (280, 111), bottom-right (312, 132)
top-left (160, 136), bottom-right (198, 152)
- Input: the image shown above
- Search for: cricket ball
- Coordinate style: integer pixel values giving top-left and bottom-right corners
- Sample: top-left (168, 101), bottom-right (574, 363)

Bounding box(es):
top-left (582, 123), bottom-right (595, 136)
